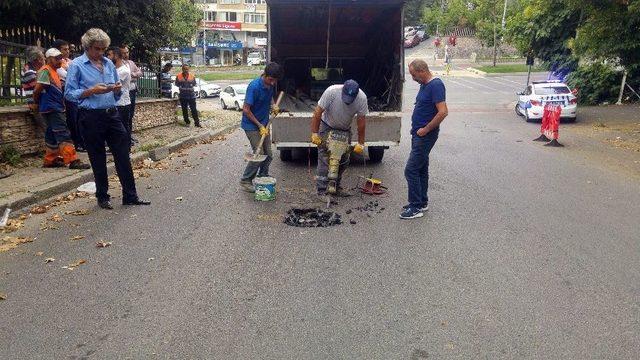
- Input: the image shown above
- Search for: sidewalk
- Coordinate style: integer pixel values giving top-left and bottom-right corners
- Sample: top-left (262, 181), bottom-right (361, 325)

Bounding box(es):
top-left (561, 104), bottom-right (640, 178)
top-left (0, 107), bottom-right (241, 213)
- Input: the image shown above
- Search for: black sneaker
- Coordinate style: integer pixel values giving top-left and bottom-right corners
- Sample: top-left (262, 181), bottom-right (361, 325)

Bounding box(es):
top-left (69, 160), bottom-right (91, 170)
top-left (403, 203), bottom-right (428, 211)
top-left (399, 206), bottom-right (424, 220)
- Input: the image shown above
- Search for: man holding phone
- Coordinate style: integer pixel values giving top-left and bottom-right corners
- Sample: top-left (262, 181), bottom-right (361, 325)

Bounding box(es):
top-left (65, 28), bottom-right (150, 210)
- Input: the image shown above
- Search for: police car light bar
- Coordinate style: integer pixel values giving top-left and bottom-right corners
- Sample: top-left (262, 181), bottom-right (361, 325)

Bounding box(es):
top-left (532, 80), bottom-right (563, 84)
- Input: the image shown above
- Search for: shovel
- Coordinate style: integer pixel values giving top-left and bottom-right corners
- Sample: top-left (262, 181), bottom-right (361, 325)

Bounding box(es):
top-left (244, 91), bottom-right (285, 163)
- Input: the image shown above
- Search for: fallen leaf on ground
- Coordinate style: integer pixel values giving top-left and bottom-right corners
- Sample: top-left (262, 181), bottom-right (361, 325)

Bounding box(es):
top-left (31, 206), bottom-right (48, 214)
top-left (35, 251), bottom-right (44, 256)
top-left (65, 209), bottom-right (90, 216)
top-left (45, 258), bottom-right (55, 263)
top-left (96, 241), bottom-right (112, 248)
top-left (64, 259), bottom-right (86, 270)
top-left (18, 214), bottom-right (28, 221)
top-left (48, 214), bottom-right (63, 222)
top-left (0, 236), bottom-right (33, 252)
top-left (70, 235), bottom-right (85, 241)
top-left (148, 257), bottom-right (155, 261)
top-left (175, 197), bottom-right (183, 201)
top-left (0, 293), bottom-right (6, 300)
top-left (0, 219), bottom-right (25, 233)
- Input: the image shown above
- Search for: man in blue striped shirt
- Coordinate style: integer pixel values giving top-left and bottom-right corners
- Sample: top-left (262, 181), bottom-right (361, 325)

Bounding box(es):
top-left (65, 28), bottom-right (150, 210)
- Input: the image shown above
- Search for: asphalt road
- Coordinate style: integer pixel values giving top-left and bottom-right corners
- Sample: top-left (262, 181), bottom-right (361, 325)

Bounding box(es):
top-left (1, 67), bottom-right (639, 359)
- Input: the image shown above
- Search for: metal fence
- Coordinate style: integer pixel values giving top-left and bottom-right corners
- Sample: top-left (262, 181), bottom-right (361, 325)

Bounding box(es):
top-left (0, 40), bottom-right (28, 106)
top-left (136, 62), bottom-right (161, 99)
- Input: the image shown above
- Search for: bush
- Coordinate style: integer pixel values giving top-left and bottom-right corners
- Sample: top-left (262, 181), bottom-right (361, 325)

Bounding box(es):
top-left (0, 145), bottom-right (21, 166)
top-left (566, 63), bottom-right (623, 105)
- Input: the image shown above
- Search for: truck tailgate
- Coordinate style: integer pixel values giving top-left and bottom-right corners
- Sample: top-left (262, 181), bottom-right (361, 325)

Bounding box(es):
top-left (272, 112), bottom-right (402, 147)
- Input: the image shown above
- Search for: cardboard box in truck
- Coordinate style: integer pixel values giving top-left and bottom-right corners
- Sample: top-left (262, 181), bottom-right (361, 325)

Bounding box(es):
top-left (266, 0), bottom-right (404, 163)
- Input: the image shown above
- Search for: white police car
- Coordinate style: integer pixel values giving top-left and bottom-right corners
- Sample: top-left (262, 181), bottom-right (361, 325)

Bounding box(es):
top-left (515, 80), bottom-right (577, 122)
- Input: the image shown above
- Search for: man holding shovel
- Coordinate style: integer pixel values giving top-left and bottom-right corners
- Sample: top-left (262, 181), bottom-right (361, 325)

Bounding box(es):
top-left (239, 62), bottom-right (283, 192)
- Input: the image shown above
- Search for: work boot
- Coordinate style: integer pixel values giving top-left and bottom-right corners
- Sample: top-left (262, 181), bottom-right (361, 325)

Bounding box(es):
top-left (334, 187), bottom-right (352, 197)
top-left (240, 181), bottom-right (255, 193)
top-left (69, 159), bottom-right (91, 170)
top-left (43, 158), bottom-right (65, 168)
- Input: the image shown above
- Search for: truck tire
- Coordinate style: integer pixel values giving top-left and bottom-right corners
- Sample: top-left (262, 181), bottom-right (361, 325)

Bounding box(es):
top-left (279, 149), bottom-right (292, 162)
top-left (368, 147), bottom-right (385, 163)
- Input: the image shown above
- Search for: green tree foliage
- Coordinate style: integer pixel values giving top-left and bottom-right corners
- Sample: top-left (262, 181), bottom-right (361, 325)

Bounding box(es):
top-left (505, 0), bottom-right (582, 69)
top-left (566, 62), bottom-right (623, 105)
top-left (422, 0), bottom-right (473, 35)
top-left (405, 0), bottom-right (435, 26)
top-left (0, 0), bottom-right (200, 62)
top-left (573, 1), bottom-right (640, 73)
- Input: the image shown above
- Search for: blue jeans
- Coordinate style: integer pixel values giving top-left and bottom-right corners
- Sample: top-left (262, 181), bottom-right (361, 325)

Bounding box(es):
top-left (404, 129), bottom-right (439, 208)
top-left (44, 111), bottom-right (73, 148)
top-left (241, 130), bottom-right (272, 182)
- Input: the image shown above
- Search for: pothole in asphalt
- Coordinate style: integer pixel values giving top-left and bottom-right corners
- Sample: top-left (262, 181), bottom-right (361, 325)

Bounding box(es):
top-left (283, 208), bottom-right (342, 227)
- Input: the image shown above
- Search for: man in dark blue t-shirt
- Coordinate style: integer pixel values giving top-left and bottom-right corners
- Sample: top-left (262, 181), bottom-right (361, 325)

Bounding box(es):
top-left (400, 59), bottom-right (448, 219)
top-left (239, 62), bottom-right (282, 192)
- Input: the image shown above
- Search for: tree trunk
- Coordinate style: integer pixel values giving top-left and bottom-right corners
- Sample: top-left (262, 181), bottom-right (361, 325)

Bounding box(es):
top-left (493, 18), bottom-right (497, 67)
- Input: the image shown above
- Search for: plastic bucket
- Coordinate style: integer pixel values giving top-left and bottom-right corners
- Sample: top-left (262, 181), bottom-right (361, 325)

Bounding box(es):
top-left (253, 177), bottom-right (276, 201)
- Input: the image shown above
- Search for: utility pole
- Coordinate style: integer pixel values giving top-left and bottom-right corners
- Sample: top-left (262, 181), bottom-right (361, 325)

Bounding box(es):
top-left (202, 9), bottom-right (207, 66)
top-left (501, 0), bottom-right (508, 30)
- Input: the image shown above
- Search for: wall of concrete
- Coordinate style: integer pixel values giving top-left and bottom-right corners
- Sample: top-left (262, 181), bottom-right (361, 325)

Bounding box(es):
top-left (0, 98), bottom-right (178, 155)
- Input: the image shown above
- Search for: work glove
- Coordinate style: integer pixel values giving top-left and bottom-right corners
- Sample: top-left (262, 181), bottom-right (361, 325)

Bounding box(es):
top-left (311, 133), bottom-right (322, 146)
top-left (259, 126), bottom-right (269, 137)
top-left (270, 105), bottom-right (280, 116)
top-left (353, 143), bottom-right (365, 155)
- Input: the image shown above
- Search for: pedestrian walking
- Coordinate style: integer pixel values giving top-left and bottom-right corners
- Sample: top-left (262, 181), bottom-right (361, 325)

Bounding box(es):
top-left (160, 63), bottom-right (173, 99)
top-left (310, 79), bottom-right (367, 197)
top-left (21, 46), bottom-right (47, 136)
top-left (175, 64), bottom-right (201, 127)
top-left (239, 62), bottom-right (282, 192)
top-left (64, 28), bottom-right (150, 210)
top-left (400, 59), bottom-right (448, 220)
top-left (111, 47), bottom-right (133, 142)
top-left (119, 44), bottom-right (142, 142)
top-left (32, 48), bottom-right (90, 170)
top-left (53, 39), bottom-right (85, 152)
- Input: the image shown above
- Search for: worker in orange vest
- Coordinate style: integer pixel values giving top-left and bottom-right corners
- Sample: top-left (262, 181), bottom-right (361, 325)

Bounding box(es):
top-left (175, 64), bottom-right (201, 127)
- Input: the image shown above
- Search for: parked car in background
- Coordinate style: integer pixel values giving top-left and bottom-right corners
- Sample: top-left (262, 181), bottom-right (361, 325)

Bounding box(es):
top-left (404, 35), bottom-right (420, 48)
top-left (220, 84), bottom-right (248, 111)
top-left (171, 77), bottom-right (221, 99)
top-left (404, 26), bottom-right (416, 38)
top-left (415, 30), bottom-right (426, 41)
top-left (515, 80), bottom-right (577, 122)
top-left (247, 52), bottom-right (266, 66)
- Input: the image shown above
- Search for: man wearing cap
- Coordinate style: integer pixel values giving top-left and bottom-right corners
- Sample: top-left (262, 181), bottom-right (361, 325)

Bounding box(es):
top-left (33, 48), bottom-right (90, 170)
top-left (239, 62), bottom-right (282, 192)
top-left (65, 28), bottom-right (150, 210)
top-left (310, 79), bottom-right (368, 197)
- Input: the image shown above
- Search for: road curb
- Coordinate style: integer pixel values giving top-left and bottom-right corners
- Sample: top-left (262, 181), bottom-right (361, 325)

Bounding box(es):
top-left (467, 67), bottom-right (488, 77)
top-left (467, 67), bottom-right (548, 77)
top-left (0, 125), bottom-right (238, 213)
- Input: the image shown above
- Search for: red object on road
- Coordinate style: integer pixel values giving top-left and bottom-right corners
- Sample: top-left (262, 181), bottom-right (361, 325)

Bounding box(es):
top-left (545, 104), bottom-right (563, 147)
top-left (533, 103), bottom-right (563, 146)
top-left (434, 38), bottom-right (441, 47)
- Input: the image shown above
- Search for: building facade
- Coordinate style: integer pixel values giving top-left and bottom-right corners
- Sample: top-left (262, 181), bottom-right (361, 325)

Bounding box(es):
top-left (196, 0), bottom-right (268, 65)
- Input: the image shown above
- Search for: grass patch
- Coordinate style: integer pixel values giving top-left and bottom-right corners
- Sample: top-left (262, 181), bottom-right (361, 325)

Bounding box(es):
top-left (475, 64), bottom-right (546, 73)
top-left (0, 145), bottom-right (22, 166)
top-left (137, 142), bottom-right (163, 152)
top-left (196, 72), bottom-right (261, 82)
